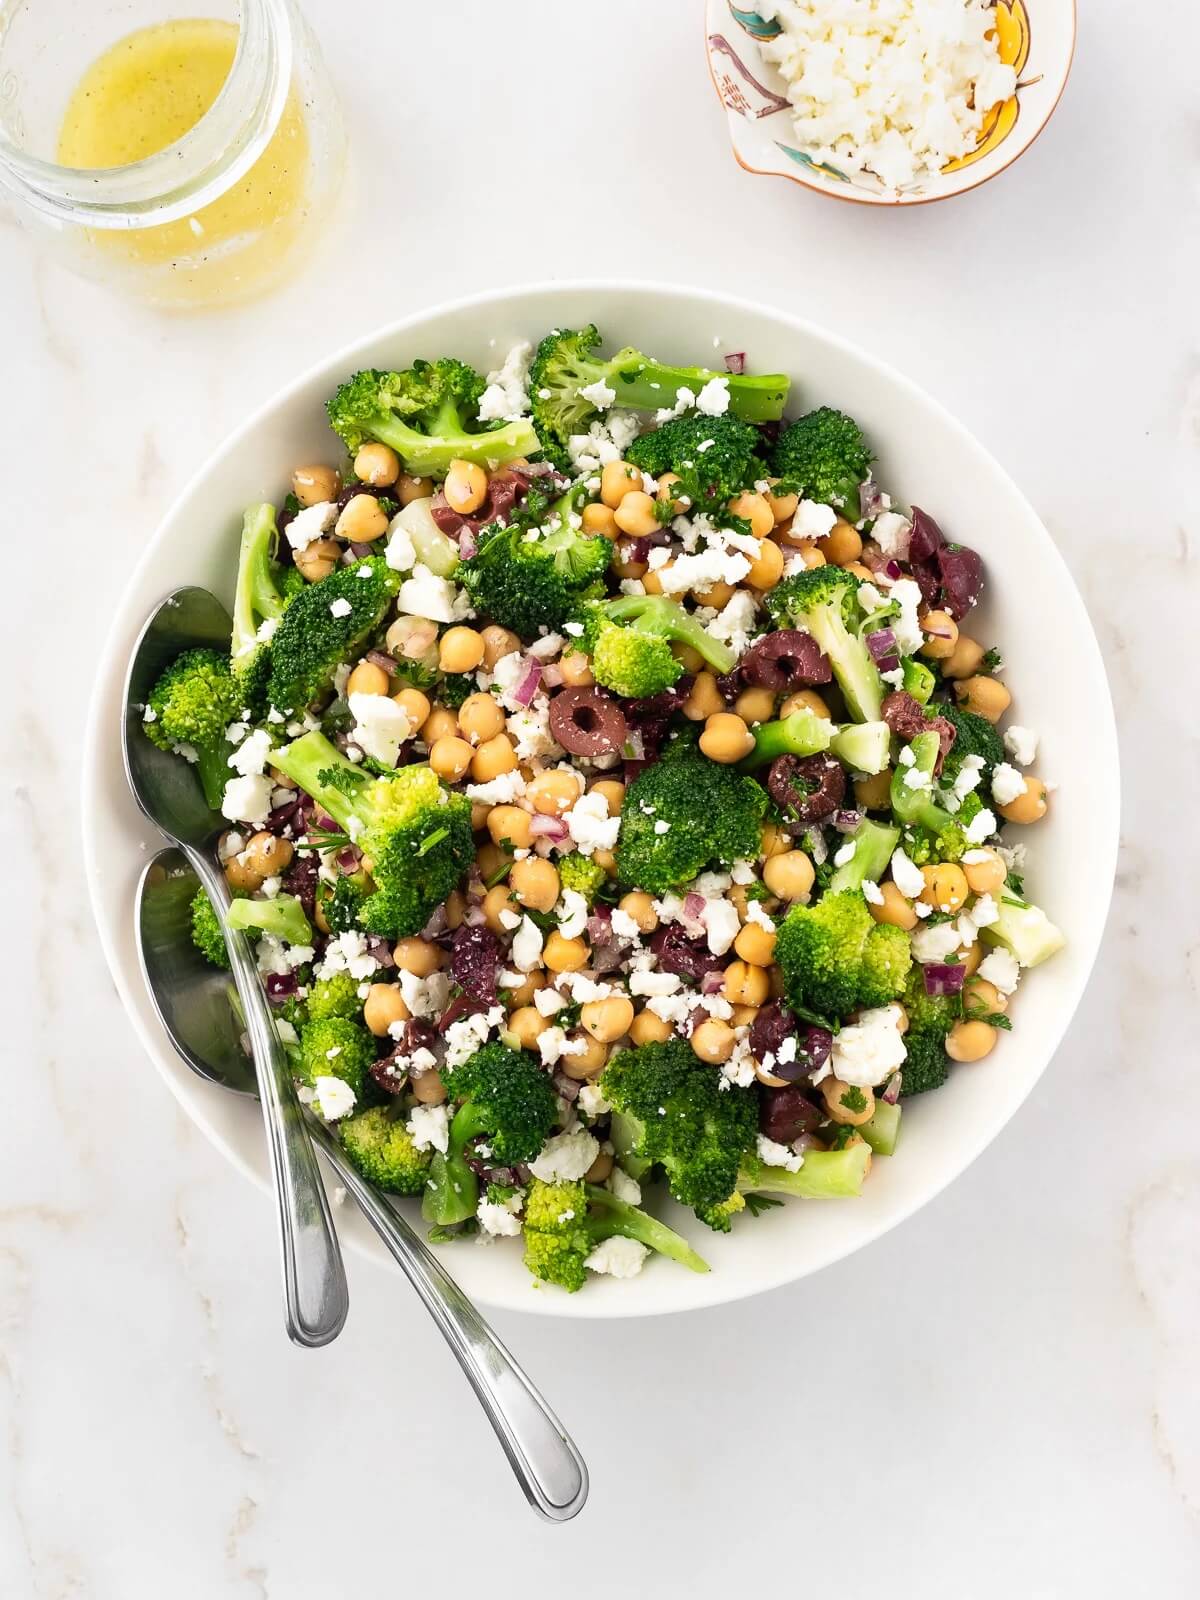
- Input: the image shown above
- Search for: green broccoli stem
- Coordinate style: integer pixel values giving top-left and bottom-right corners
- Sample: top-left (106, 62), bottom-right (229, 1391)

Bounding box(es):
top-left (737, 1141), bottom-right (871, 1200)
top-left (422, 1100), bottom-right (490, 1227)
top-left (232, 503), bottom-right (283, 661)
top-left (601, 593), bottom-right (736, 675)
top-left (194, 744), bottom-right (233, 811)
top-left (739, 711), bottom-right (891, 776)
top-left (364, 408), bottom-right (539, 478)
top-left (271, 730), bottom-right (373, 835)
top-left (605, 353), bottom-right (789, 422)
top-left (225, 894), bottom-right (313, 945)
top-left (583, 1186), bottom-right (709, 1273)
top-left (901, 658), bottom-right (936, 705)
top-left (860, 1100), bottom-right (901, 1157)
top-left (889, 730), bottom-right (957, 835)
top-left (980, 895), bottom-right (1066, 967)
top-left (827, 818), bottom-right (901, 893)
top-left (609, 1110), bottom-right (654, 1181)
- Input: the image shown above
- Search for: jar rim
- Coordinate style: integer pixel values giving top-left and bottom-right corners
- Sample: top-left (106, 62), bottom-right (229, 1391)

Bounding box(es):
top-left (0, 0), bottom-right (294, 229)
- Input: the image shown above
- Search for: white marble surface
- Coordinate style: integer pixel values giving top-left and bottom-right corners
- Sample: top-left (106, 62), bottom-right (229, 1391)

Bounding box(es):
top-left (2, 0), bottom-right (1198, 1591)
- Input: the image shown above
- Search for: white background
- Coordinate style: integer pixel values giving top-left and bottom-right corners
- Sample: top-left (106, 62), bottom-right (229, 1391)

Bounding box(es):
top-left (3, 0), bottom-right (1199, 1593)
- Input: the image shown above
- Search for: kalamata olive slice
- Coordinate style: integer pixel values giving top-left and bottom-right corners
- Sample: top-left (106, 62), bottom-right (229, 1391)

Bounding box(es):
top-left (549, 686), bottom-right (629, 756)
top-left (760, 1086), bottom-right (822, 1145)
top-left (935, 543), bottom-right (984, 619)
top-left (907, 505), bottom-right (945, 563)
top-left (749, 1001), bottom-right (795, 1065)
top-left (451, 923), bottom-right (501, 1006)
top-left (741, 629), bottom-right (832, 690)
top-left (649, 923), bottom-right (725, 984)
top-left (767, 753), bottom-right (846, 831)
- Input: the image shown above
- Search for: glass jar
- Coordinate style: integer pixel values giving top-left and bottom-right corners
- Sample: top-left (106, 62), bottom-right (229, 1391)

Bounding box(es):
top-left (0, 0), bottom-right (345, 307)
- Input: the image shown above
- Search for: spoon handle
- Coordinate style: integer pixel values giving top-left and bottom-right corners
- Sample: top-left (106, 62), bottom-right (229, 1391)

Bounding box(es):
top-left (310, 1123), bottom-right (588, 1522)
top-left (188, 848), bottom-right (349, 1348)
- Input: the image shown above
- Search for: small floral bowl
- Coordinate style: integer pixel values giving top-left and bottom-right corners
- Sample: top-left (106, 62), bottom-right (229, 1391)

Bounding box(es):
top-left (704, 0), bottom-right (1076, 206)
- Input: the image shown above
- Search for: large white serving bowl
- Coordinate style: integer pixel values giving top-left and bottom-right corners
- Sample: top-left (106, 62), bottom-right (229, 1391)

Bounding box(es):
top-left (82, 282), bottom-right (1118, 1319)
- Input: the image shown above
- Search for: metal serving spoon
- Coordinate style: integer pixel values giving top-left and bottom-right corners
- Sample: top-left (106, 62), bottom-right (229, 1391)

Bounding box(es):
top-left (137, 847), bottom-right (589, 1522)
top-left (123, 587), bottom-right (349, 1348)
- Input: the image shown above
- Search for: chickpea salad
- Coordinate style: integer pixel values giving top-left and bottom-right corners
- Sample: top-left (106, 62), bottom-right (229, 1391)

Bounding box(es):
top-left (140, 324), bottom-right (1064, 1293)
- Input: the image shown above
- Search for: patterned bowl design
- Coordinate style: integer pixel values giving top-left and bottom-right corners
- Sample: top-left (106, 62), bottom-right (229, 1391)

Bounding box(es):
top-left (705, 0), bottom-right (1076, 205)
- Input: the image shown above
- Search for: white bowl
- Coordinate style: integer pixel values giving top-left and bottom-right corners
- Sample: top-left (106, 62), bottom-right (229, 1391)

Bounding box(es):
top-left (704, 0), bottom-right (1077, 205)
top-left (83, 281), bottom-right (1118, 1318)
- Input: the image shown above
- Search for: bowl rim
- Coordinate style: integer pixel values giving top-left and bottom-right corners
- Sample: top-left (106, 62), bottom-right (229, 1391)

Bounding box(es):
top-left (82, 277), bottom-right (1119, 1318)
top-left (703, 0), bottom-right (1079, 207)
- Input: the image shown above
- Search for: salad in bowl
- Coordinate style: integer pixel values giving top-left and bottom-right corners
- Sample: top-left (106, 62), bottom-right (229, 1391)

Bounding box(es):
top-left (138, 321), bottom-right (1063, 1295)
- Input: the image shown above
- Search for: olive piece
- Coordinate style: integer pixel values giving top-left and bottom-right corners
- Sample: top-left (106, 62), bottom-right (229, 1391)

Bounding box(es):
top-left (649, 923), bottom-right (725, 984)
top-left (759, 1086), bottom-right (822, 1145)
top-left (548, 686), bottom-right (629, 757)
top-left (740, 630), bottom-right (832, 690)
top-left (766, 753), bottom-right (846, 831)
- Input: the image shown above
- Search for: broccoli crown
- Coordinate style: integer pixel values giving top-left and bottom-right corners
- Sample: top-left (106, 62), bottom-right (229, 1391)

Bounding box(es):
top-left (143, 648), bottom-right (241, 809)
top-left (327, 359), bottom-right (539, 477)
top-left (899, 1030), bottom-right (951, 1097)
top-left (339, 1107), bottom-right (431, 1195)
top-left (600, 1042), bottom-right (758, 1226)
top-left (765, 566), bottom-right (882, 723)
top-left (296, 1016), bottom-right (374, 1096)
top-left (579, 593), bottom-right (737, 699)
top-left (616, 746), bottom-right (768, 894)
top-left (902, 965), bottom-right (961, 1037)
top-left (625, 413), bottom-right (763, 509)
top-left (528, 325), bottom-right (613, 467)
top-left (590, 616), bottom-right (681, 700)
top-left (940, 704), bottom-right (1005, 785)
top-left (318, 873), bottom-right (368, 935)
top-left (458, 491), bottom-right (612, 638)
top-left (522, 1179), bottom-right (596, 1291)
top-left (266, 556), bottom-right (399, 715)
top-left (770, 406), bottom-right (873, 516)
top-left (557, 851), bottom-right (608, 904)
top-left (190, 887), bottom-right (231, 968)
top-left (765, 564), bottom-right (861, 630)
top-left (305, 970), bottom-right (364, 1023)
top-left (774, 891), bottom-right (912, 1021)
top-left (443, 1042), bottom-right (558, 1166)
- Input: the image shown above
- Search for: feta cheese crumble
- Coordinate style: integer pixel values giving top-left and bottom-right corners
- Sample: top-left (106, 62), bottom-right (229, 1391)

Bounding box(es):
top-left (585, 1236), bottom-right (649, 1278)
top-left (991, 761), bottom-right (1027, 806)
top-left (1003, 725), bottom-right (1039, 766)
top-left (529, 1129), bottom-right (600, 1183)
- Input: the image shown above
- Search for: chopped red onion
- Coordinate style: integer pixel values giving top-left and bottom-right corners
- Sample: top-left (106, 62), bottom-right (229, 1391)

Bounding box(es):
top-left (923, 962), bottom-right (966, 996)
top-left (552, 1071), bottom-right (582, 1102)
top-left (924, 624), bottom-right (955, 640)
top-left (420, 904), bottom-right (448, 940)
top-left (334, 845), bottom-right (362, 873)
top-left (458, 527), bottom-right (477, 560)
top-left (365, 649), bottom-right (397, 676)
top-left (314, 810), bottom-right (339, 833)
top-left (347, 541), bottom-right (375, 559)
top-left (586, 909), bottom-right (613, 944)
top-left (881, 1071), bottom-right (903, 1105)
top-left (884, 559), bottom-right (903, 582)
top-left (591, 942), bottom-right (624, 974)
top-left (866, 627), bottom-right (898, 663)
top-left (683, 891), bottom-right (705, 922)
top-left (700, 969), bottom-right (726, 995)
top-left (833, 810), bottom-right (863, 832)
top-left (529, 813), bottom-right (569, 843)
top-left (858, 479), bottom-right (887, 521)
top-left (542, 662), bottom-right (564, 688)
top-left (724, 351), bottom-right (747, 375)
top-left (512, 656), bottom-right (542, 707)
top-left (265, 972), bottom-right (299, 1003)
top-left (364, 934), bottom-right (395, 968)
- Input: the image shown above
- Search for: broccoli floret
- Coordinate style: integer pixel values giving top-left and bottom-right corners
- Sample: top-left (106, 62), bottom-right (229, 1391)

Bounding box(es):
top-left (522, 1179), bottom-right (709, 1291)
top-left (272, 732), bottom-right (473, 938)
top-left (902, 964), bottom-right (961, 1038)
top-left (557, 852), bottom-right (608, 904)
top-left (774, 890), bottom-right (912, 1020)
top-left (765, 567), bottom-right (883, 723)
top-left (578, 593), bottom-right (736, 698)
top-left (316, 872), bottom-right (368, 934)
top-left (981, 895), bottom-right (1066, 967)
top-left (899, 1031), bottom-right (951, 1097)
top-left (741, 707), bottom-right (891, 776)
top-left (528, 324), bottom-right (789, 466)
top-left (890, 731), bottom-right (968, 861)
top-left (224, 894), bottom-right (313, 945)
top-left (770, 406), bottom-right (873, 520)
top-left (265, 556), bottom-right (400, 715)
top-left (142, 648), bottom-right (242, 810)
top-left (327, 359), bottom-right (539, 477)
top-left (625, 413), bottom-right (764, 510)
top-left (600, 1042), bottom-right (759, 1229)
top-left (190, 887), bottom-right (232, 968)
top-left (940, 704), bottom-right (1005, 786)
top-left (422, 1044), bottom-right (558, 1227)
top-left (458, 487), bottom-right (612, 638)
top-left (827, 817), bottom-right (901, 894)
top-left (296, 1016), bottom-right (374, 1097)
top-left (230, 503), bottom-right (299, 710)
top-left (306, 970), bottom-right (364, 1023)
top-left (339, 1106), bottom-right (431, 1195)
top-left (616, 746), bottom-right (768, 893)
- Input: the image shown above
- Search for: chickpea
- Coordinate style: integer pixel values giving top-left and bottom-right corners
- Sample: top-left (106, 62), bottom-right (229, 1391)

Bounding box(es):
top-left (955, 675), bottom-right (1012, 723)
top-left (961, 941), bottom-right (984, 978)
top-left (920, 863), bottom-right (969, 914)
top-left (313, 896), bottom-right (331, 936)
top-left (557, 650), bottom-right (595, 687)
top-left (964, 976), bottom-right (1007, 1015)
top-left (471, 734), bottom-right (517, 783)
top-left (395, 472), bottom-right (434, 506)
top-left (946, 1019), bottom-right (998, 1063)
top-left (559, 1032), bottom-right (608, 1080)
top-left (593, 848), bottom-right (617, 876)
top-left (745, 535), bottom-right (784, 591)
top-left (294, 536), bottom-right (341, 582)
top-left (683, 671), bottom-right (726, 722)
top-left (734, 922), bottom-right (776, 967)
top-left (843, 562), bottom-right (874, 582)
top-left (410, 1068), bottom-right (447, 1105)
top-left (292, 464), bottom-right (341, 507)
top-left (700, 712), bottom-right (755, 764)
top-left (854, 769), bottom-right (893, 811)
top-left (582, 502), bottom-right (618, 539)
top-left (618, 891), bottom-right (658, 934)
top-left (631, 1008), bottom-right (673, 1045)
top-left (528, 767), bottom-right (583, 816)
top-left (585, 1149), bottom-right (614, 1184)
top-left (791, 540), bottom-right (827, 567)
top-left (392, 937), bottom-right (443, 977)
top-left (763, 849), bottom-right (815, 902)
top-left (600, 459), bottom-right (644, 508)
top-left (727, 491), bottom-right (774, 539)
top-left (421, 706), bottom-right (459, 744)
top-left (506, 969), bottom-right (546, 1008)
top-left (436, 626), bottom-right (484, 675)
top-left (587, 780), bottom-right (623, 816)
top-left (581, 995), bottom-right (635, 1043)
top-left (509, 856), bottom-right (561, 913)
top-left (998, 776), bottom-right (1049, 825)
top-left (693, 579), bottom-right (736, 610)
top-left (475, 841), bottom-right (506, 881)
top-left (335, 493), bottom-right (389, 543)
top-left (671, 643), bottom-right (705, 675)
top-left (692, 1019), bottom-right (735, 1065)
top-left (722, 959), bottom-right (770, 1007)
top-left (238, 832), bottom-right (291, 879)
top-left (822, 1076), bottom-right (875, 1126)
top-left (443, 890), bottom-right (466, 931)
top-left (730, 1005), bottom-right (760, 1030)
top-left (393, 687), bottom-right (431, 732)
top-left (613, 491), bottom-right (659, 538)
top-left (942, 633), bottom-right (985, 680)
top-left (765, 481), bottom-right (799, 524)
top-left (482, 883), bottom-right (518, 936)
top-left (657, 473), bottom-right (690, 515)
top-left (224, 851), bottom-right (266, 893)
top-left (481, 624), bottom-right (522, 669)
top-left (963, 849), bottom-right (1006, 895)
top-left (756, 1061), bottom-right (790, 1089)
top-left (870, 881), bottom-right (918, 931)
top-left (487, 805), bottom-right (533, 850)
top-left (759, 821), bottom-right (791, 859)
top-left (919, 609), bottom-right (960, 660)
top-left (353, 442), bottom-right (400, 487)
top-left (363, 983), bottom-right (410, 1037)
top-left (734, 686), bottom-right (777, 725)
top-left (457, 692), bottom-right (504, 743)
top-left (443, 459), bottom-right (488, 515)
top-left (346, 661), bottom-right (391, 698)
top-left (429, 735), bottom-right (474, 782)
top-left (507, 1006), bottom-right (550, 1050)
top-left (823, 520), bottom-right (862, 567)
top-left (613, 546), bottom-right (648, 581)
top-left (544, 931), bottom-right (588, 973)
